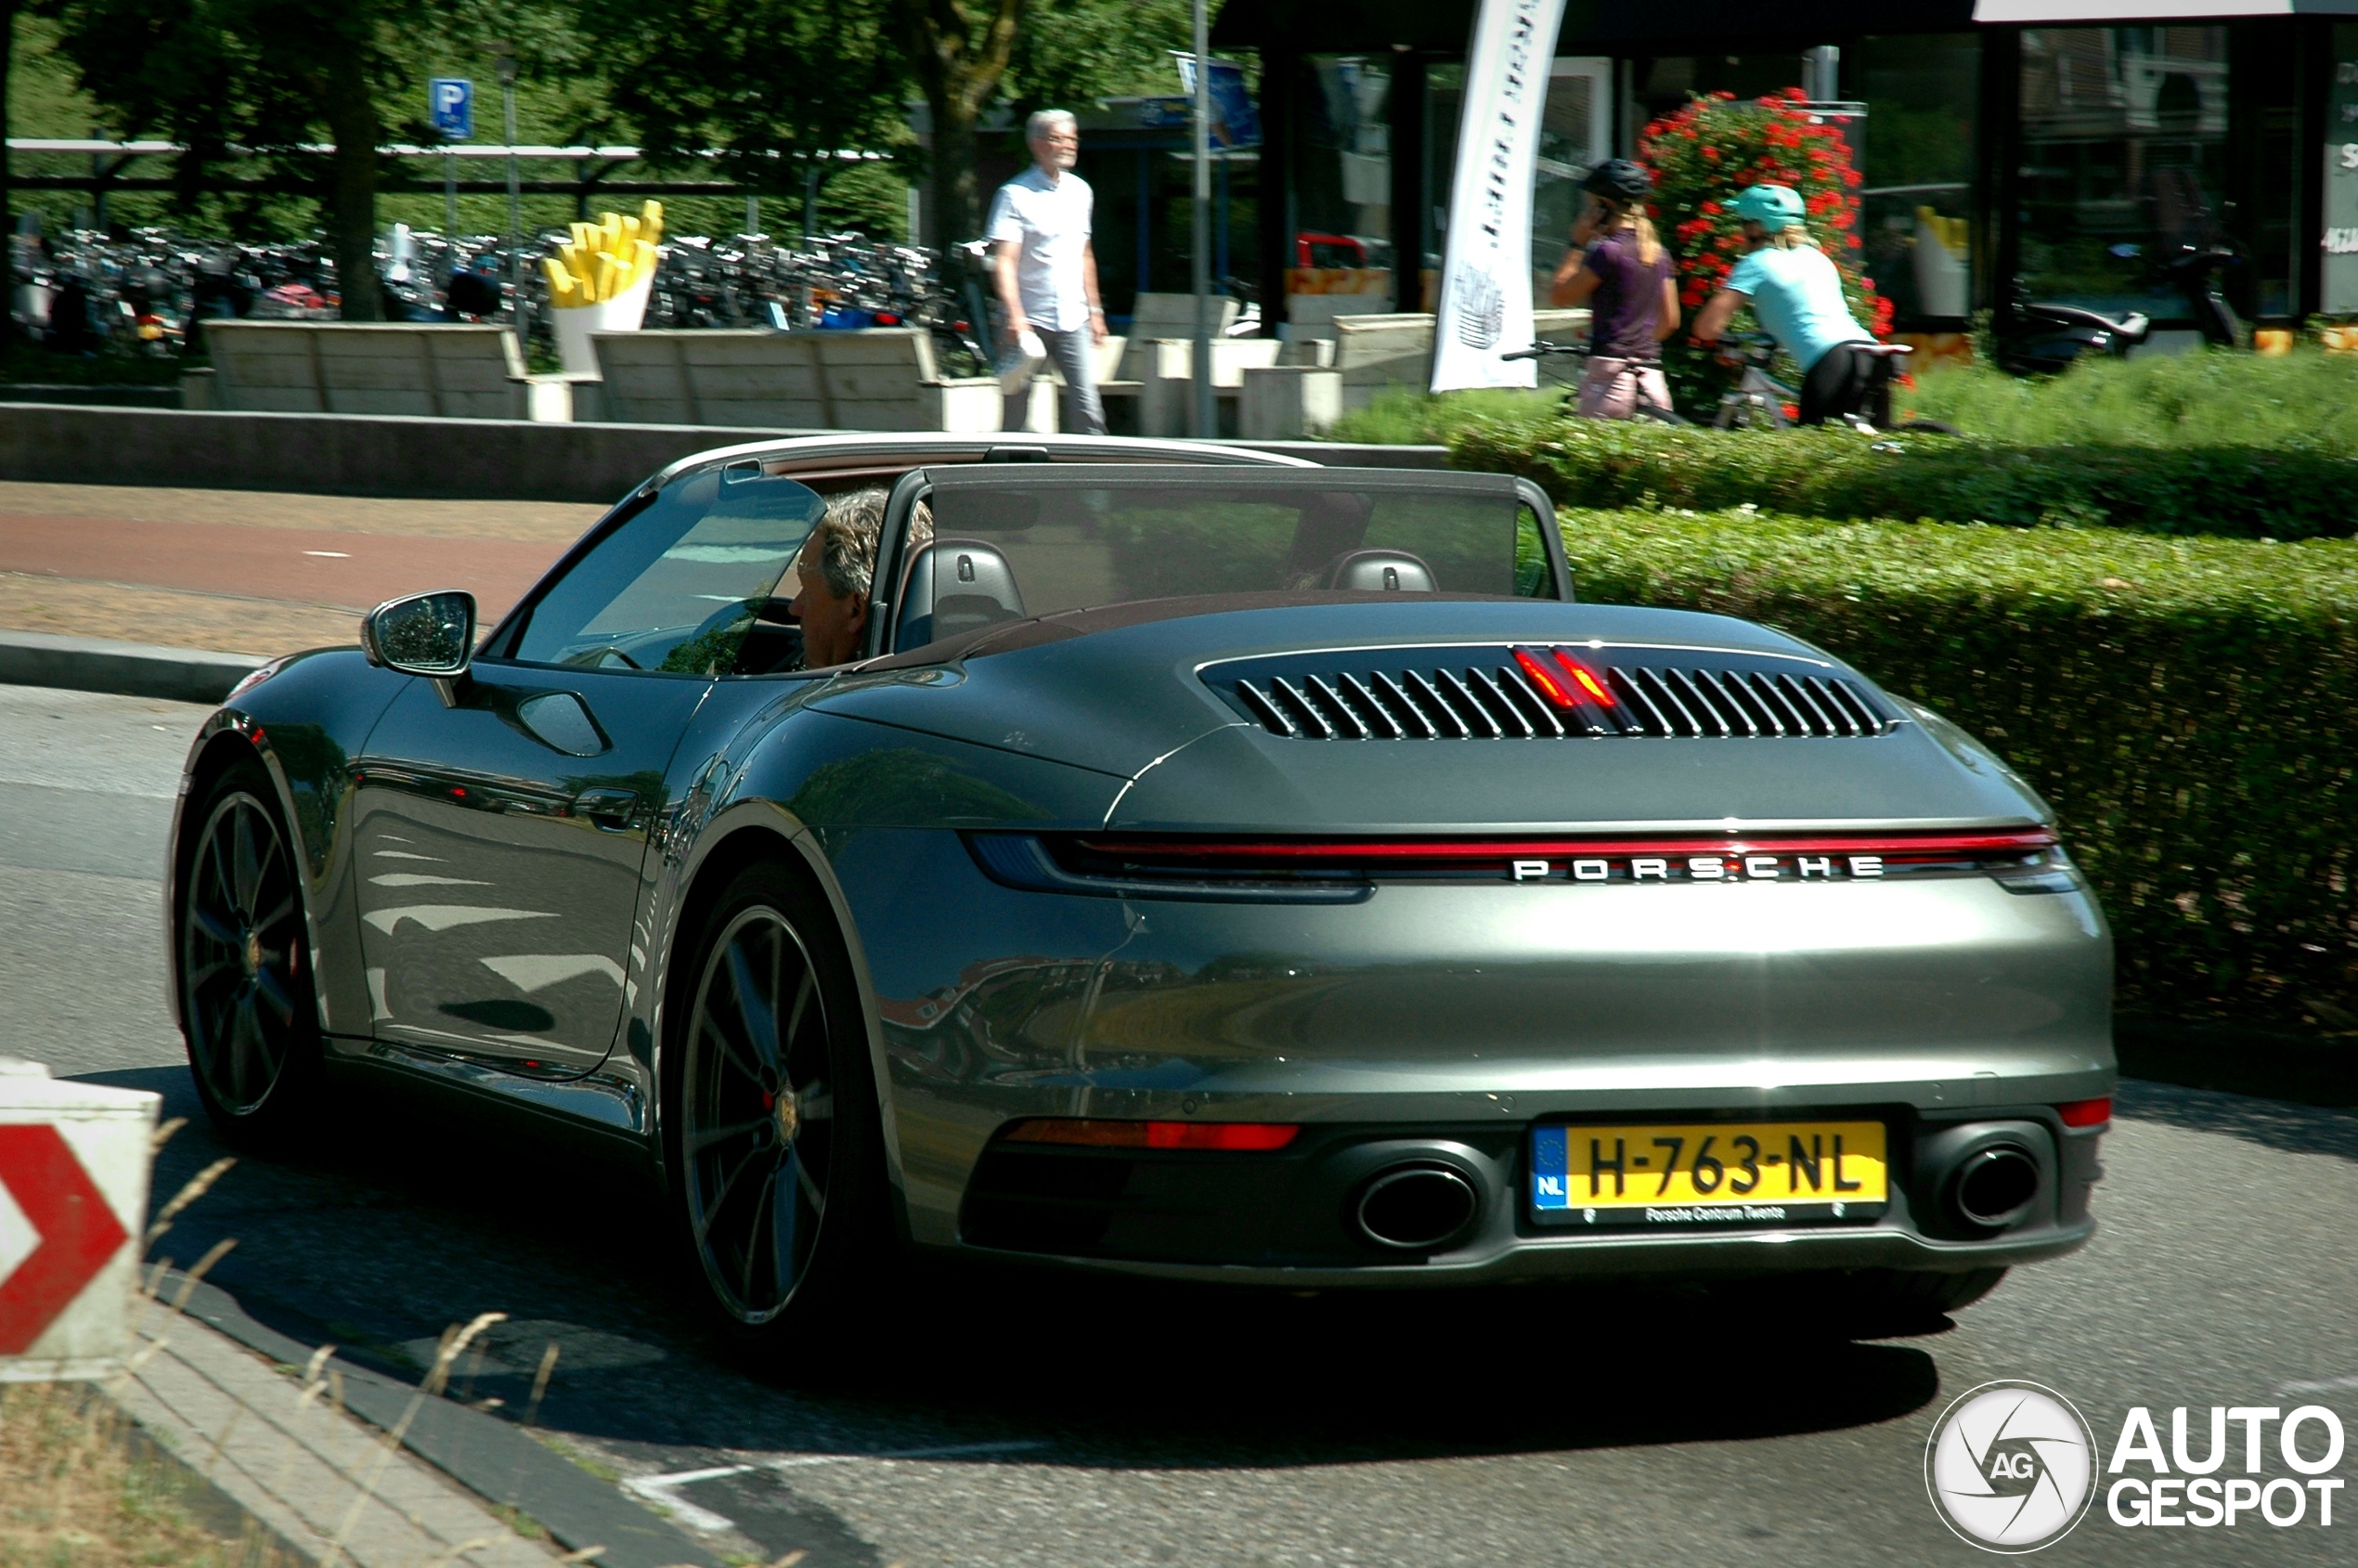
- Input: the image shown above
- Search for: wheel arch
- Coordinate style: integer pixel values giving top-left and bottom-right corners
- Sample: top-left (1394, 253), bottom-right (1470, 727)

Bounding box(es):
top-left (653, 806), bottom-right (908, 1219)
top-left (167, 718), bottom-right (319, 1038)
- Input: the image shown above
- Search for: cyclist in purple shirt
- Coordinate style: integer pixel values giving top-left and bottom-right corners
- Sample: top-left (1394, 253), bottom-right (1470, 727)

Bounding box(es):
top-left (1548, 160), bottom-right (1680, 419)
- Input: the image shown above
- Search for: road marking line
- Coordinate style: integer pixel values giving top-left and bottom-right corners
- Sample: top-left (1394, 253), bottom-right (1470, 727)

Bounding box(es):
top-left (619, 1441), bottom-right (1046, 1534)
top-left (302, 550), bottom-right (352, 558)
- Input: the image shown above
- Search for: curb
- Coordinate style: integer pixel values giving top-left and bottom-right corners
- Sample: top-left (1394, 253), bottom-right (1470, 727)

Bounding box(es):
top-left (0, 629), bottom-right (266, 705)
top-left (164, 1271), bottom-right (725, 1568)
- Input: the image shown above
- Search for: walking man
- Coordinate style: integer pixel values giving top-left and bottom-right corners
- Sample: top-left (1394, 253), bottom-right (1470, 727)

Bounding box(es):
top-left (987, 110), bottom-right (1108, 434)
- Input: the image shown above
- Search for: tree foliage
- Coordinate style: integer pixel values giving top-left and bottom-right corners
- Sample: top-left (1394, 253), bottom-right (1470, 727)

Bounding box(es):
top-left (885, 0), bottom-right (1024, 244)
top-left (576, 0), bottom-right (908, 205)
top-left (32, 0), bottom-right (455, 317)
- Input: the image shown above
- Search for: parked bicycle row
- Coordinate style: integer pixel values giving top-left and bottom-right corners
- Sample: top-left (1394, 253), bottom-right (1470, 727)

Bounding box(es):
top-left (5, 222), bottom-right (1002, 373)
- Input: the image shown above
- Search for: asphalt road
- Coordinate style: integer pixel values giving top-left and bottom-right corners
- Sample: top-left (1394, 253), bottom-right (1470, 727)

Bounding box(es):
top-left (7, 680), bottom-right (2358, 1567)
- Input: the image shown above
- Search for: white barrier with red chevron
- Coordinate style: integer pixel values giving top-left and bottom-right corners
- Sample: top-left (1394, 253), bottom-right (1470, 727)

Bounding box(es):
top-left (0, 1057), bottom-right (159, 1380)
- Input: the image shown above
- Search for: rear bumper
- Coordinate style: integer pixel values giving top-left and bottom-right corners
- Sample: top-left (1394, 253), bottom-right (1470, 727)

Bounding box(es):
top-left (935, 1105), bottom-right (2108, 1286)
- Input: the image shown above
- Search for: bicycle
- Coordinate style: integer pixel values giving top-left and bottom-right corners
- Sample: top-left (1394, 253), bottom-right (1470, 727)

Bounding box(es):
top-left (1500, 340), bottom-right (1690, 424)
top-left (1705, 332), bottom-right (1946, 436)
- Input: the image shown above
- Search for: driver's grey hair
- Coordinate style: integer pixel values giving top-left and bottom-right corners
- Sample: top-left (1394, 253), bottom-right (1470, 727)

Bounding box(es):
top-left (806, 487), bottom-right (887, 601)
top-left (1026, 109), bottom-right (1078, 143)
top-left (804, 487), bottom-right (935, 602)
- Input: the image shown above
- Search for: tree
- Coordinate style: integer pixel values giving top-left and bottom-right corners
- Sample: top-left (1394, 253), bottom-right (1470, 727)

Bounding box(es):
top-left (35, 0), bottom-right (450, 319)
top-left (885, 0), bottom-right (1024, 246)
top-left (1641, 89), bottom-right (1890, 417)
top-left (1004, 0), bottom-right (1192, 115)
top-left (576, 0), bottom-right (907, 229)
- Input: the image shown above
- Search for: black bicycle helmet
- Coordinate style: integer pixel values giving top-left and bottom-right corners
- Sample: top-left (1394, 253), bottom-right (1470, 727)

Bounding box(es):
top-left (1582, 159), bottom-right (1653, 203)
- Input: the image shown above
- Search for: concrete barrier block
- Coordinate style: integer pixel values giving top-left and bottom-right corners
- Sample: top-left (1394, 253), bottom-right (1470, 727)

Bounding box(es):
top-left (0, 1060), bottom-right (160, 1381)
top-left (1240, 367), bottom-right (1343, 440)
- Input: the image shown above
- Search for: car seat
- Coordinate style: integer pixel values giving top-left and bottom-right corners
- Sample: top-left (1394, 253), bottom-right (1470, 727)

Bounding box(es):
top-left (893, 538), bottom-right (1028, 651)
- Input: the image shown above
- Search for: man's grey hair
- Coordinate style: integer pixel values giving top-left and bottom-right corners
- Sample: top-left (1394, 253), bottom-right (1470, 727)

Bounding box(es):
top-left (1026, 109), bottom-right (1078, 143)
top-left (806, 487), bottom-right (887, 600)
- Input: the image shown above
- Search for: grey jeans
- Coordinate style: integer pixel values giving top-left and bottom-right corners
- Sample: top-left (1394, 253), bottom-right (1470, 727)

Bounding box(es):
top-left (1005, 324), bottom-right (1107, 434)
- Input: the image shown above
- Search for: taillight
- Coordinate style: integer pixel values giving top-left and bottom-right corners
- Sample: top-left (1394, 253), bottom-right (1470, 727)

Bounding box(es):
top-left (1003, 1119), bottom-right (1300, 1151)
top-left (2057, 1097), bottom-right (2111, 1128)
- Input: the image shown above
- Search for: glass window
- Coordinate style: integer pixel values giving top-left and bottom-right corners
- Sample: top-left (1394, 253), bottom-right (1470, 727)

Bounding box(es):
top-left (1854, 33), bottom-right (1979, 326)
top-left (2018, 26), bottom-right (2231, 323)
top-left (1531, 59), bottom-right (1614, 303)
top-left (913, 473), bottom-right (1544, 632)
top-left (2326, 28), bottom-right (2358, 313)
top-left (1288, 56), bottom-right (1397, 311)
top-left (508, 465), bottom-right (824, 675)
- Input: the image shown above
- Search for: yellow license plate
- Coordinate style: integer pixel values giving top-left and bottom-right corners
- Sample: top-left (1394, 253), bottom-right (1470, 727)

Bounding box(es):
top-left (1531, 1121), bottom-right (1887, 1228)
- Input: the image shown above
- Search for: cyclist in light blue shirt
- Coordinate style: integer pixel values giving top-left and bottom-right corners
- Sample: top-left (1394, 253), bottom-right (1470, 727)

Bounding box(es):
top-left (1691, 184), bottom-right (1892, 426)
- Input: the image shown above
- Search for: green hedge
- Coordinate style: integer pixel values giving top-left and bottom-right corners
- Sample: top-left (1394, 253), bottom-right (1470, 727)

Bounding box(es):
top-left (1551, 507), bottom-right (2358, 1031)
top-left (1456, 418), bottom-right (2358, 540)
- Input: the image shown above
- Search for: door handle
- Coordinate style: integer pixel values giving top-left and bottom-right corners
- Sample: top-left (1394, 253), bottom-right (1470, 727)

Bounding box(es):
top-left (571, 787), bottom-right (641, 831)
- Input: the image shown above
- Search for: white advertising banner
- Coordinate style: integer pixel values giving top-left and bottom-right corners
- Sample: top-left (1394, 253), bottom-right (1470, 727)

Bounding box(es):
top-left (1431, 0), bottom-right (1571, 393)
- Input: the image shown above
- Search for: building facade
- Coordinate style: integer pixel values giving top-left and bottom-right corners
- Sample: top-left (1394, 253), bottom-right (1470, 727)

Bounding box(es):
top-left (1212, 0), bottom-right (2358, 343)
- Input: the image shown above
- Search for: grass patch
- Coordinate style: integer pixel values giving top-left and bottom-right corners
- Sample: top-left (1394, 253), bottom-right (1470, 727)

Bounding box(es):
top-left (1325, 385), bottom-right (1561, 446)
top-left (1903, 349), bottom-right (2358, 451)
top-left (1561, 506), bottom-right (2358, 1029)
top-left (0, 1380), bottom-right (290, 1567)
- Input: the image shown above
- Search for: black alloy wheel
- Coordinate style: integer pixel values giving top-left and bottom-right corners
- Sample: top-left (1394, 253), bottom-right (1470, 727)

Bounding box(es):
top-left (180, 759), bottom-right (321, 1141)
top-left (672, 860), bottom-right (885, 1343)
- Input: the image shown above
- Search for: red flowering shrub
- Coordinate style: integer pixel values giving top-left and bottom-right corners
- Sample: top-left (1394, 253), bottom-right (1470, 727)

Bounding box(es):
top-left (1639, 89), bottom-right (1891, 416)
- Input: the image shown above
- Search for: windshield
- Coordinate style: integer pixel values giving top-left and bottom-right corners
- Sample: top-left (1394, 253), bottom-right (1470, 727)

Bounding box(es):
top-left (509, 464), bottom-right (825, 673)
top-left (911, 472), bottom-right (1549, 628)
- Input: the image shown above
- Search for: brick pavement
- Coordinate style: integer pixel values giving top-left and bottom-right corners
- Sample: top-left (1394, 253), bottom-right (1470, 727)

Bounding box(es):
top-left (0, 484), bottom-right (603, 656)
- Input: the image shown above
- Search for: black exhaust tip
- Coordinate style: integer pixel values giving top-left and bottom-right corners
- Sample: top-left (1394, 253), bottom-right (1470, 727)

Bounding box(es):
top-left (1952, 1144), bottom-right (2041, 1229)
top-left (1355, 1164), bottom-right (1479, 1250)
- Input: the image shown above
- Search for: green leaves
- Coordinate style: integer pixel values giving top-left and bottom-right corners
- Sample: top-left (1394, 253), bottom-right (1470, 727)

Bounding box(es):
top-left (1547, 503), bottom-right (2358, 1030)
top-left (1455, 416), bottom-right (2358, 541)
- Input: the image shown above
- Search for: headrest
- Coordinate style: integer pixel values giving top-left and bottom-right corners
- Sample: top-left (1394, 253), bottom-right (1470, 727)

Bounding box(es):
top-left (1322, 549), bottom-right (1437, 593)
top-left (895, 538), bottom-right (1028, 652)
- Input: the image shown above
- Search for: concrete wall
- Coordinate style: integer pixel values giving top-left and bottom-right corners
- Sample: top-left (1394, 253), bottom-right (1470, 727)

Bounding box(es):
top-left (0, 403), bottom-right (1445, 503)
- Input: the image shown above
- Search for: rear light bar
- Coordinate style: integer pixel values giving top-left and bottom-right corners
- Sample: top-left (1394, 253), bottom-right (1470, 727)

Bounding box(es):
top-left (1069, 829), bottom-right (2058, 863)
top-left (2057, 1097), bottom-right (2112, 1128)
top-left (1003, 1119), bottom-right (1301, 1151)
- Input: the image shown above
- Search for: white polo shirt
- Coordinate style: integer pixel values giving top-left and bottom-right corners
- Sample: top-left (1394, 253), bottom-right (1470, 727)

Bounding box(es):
top-left (986, 164), bottom-right (1094, 333)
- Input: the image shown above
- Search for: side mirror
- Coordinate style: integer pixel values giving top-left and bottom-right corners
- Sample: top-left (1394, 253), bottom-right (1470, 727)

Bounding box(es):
top-left (361, 590), bottom-right (476, 678)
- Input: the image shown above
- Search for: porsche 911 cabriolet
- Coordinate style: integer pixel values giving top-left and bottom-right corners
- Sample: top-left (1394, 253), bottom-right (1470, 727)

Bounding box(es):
top-left (170, 430), bottom-right (2113, 1349)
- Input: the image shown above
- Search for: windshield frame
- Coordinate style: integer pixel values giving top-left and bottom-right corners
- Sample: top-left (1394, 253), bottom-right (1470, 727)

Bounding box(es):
top-left (863, 465), bottom-right (1567, 660)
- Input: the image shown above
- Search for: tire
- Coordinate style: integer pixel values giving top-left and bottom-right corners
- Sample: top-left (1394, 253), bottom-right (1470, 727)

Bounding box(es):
top-left (664, 856), bottom-right (890, 1360)
top-left (175, 755), bottom-right (326, 1148)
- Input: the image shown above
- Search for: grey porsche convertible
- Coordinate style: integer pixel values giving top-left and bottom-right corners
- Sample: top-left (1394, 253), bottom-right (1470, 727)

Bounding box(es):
top-left (170, 431), bottom-right (2113, 1347)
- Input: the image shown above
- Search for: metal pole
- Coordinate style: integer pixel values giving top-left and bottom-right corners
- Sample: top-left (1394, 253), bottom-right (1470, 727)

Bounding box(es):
top-left (496, 45), bottom-right (521, 333)
top-left (444, 149), bottom-right (457, 234)
top-left (1189, 1), bottom-right (1212, 439)
top-left (745, 193), bottom-right (758, 236)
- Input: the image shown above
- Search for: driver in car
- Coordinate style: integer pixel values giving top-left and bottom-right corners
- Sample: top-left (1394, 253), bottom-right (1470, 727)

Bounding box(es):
top-left (786, 487), bottom-right (931, 667)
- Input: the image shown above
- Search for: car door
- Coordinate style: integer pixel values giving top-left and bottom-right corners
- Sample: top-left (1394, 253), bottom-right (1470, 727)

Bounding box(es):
top-left (351, 460), bottom-right (826, 1075)
top-left (351, 667), bottom-right (707, 1074)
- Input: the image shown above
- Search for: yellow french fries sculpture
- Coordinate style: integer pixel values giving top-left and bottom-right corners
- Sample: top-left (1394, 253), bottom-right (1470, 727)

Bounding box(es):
top-left (541, 200), bottom-right (665, 308)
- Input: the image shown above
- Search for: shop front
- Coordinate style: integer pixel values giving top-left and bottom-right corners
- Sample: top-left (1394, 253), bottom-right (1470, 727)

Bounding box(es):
top-left (1212, 0), bottom-right (2358, 346)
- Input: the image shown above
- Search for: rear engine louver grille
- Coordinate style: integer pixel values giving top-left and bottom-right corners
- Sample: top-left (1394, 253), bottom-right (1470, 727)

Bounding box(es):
top-left (1211, 649), bottom-right (1891, 739)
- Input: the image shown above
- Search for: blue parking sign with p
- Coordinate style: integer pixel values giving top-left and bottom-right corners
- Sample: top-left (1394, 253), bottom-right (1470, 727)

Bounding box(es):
top-left (429, 78), bottom-right (473, 141)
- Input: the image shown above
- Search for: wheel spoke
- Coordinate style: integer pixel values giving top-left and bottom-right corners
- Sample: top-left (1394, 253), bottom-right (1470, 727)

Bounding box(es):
top-left (231, 804), bottom-right (262, 914)
top-left (252, 966), bottom-right (298, 1027)
top-left (206, 824), bottom-right (238, 914)
top-left (737, 1169), bottom-right (776, 1305)
top-left (697, 1009), bottom-right (768, 1089)
top-left (792, 1147), bottom-right (826, 1215)
top-left (724, 940), bottom-right (780, 1069)
top-left (227, 992), bottom-right (260, 1103)
top-left (186, 955), bottom-right (238, 989)
top-left (189, 905), bottom-right (241, 949)
top-left (693, 1144), bottom-right (767, 1246)
top-left (686, 1117), bottom-right (769, 1155)
top-left (251, 891), bottom-right (297, 936)
top-left (795, 1083), bottom-right (833, 1123)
